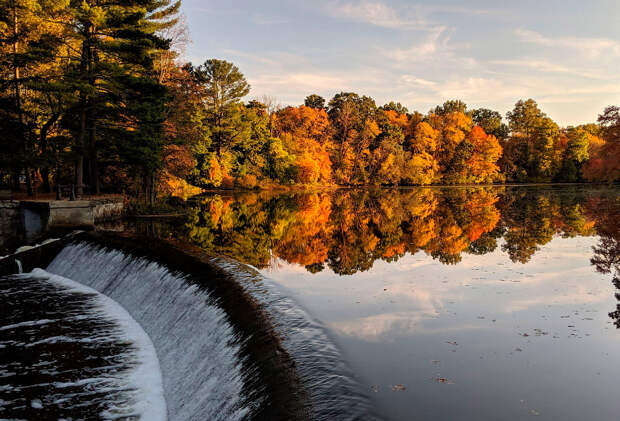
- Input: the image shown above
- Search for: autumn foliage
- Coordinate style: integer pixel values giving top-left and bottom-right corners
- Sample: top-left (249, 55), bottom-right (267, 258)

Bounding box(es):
top-left (2, 25), bottom-right (618, 199)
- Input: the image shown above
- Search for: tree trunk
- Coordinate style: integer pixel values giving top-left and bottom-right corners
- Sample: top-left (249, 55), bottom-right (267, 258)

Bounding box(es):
top-left (90, 45), bottom-right (100, 195)
top-left (76, 155), bottom-right (83, 196)
top-left (75, 33), bottom-right (91, 197)
top-left (11, 2), bottom-right (32, 196)
top-left (12, 172), bottom-right (20, 192)
top-left (76, 103), bottom-right (86, 196)
top-left (89, 121), bottom-right (99, 194)
top-left (150, 172), bottom-right (156, 205)
top-left (41, 167), bottom-right (51, 193)
top-left (39, 113), bottom-right (59, 193)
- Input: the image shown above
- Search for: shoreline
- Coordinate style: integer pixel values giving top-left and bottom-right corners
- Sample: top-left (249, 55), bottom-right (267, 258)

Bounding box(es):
top-left (197, 181), bottom-right (619, 195)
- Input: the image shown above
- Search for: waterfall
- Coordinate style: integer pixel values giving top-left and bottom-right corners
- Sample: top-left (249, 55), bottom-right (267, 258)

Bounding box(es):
top-left (212, 257), bottom-right (381, 421)
top-left (45, 240), bottom-right (380, 421)
top-left (47, 243), bottom-right (254, 421)
top-left (15, 259), bottom-right (22, 273)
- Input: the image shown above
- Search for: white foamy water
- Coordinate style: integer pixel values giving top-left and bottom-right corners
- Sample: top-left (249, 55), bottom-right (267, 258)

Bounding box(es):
top-left (31, 268), bottom-right (167, 421)
top-left (47, 243), bottom-right (254, 421)
top-left (1, 269), bottom-right (167, 420)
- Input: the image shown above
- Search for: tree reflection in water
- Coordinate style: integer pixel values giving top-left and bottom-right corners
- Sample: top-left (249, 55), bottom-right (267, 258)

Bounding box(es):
top-left (136, 186), bottom-right (619, 326)
top-left (586, 196), bottom-right (620, 327)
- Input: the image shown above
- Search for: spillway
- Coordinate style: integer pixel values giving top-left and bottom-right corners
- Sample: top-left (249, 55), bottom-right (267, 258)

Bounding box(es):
top-left (2, 237), bottom-right (379, 420)
top-left (46, 242), bottom-right (265, 420)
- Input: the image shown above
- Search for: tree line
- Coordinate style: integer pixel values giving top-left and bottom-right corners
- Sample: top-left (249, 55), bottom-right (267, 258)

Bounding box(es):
top-left (1, 1), bottom-right (618, 200)
top-left (0, 0), bottom-right (180, 200)
top-left (166, 69), bottom-right (619, 190)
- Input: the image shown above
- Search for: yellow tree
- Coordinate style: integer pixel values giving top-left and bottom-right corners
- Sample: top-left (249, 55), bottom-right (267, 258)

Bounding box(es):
top-left (273, 105), bottom-right (333, 184)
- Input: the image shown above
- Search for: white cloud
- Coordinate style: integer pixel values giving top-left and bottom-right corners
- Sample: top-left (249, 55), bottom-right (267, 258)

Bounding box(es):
top-left (436, 77), bottom-right (525, 102)
top-left (383, 26), bottom-right (452, 61)
top-left (326, 1), bottom-right (498, 29)
top-left (417, 5), bottom-right (499, 17)
top-left (492, 59), bottom-right (607, 80)
top-left (400, 75), bottom-right (437, 87)
top-left (327, 0), bottom-right (428, 29)
top-left (253, 72), bottom-right (347, 88)
top-left (515, 29), bottom-right (620, 58)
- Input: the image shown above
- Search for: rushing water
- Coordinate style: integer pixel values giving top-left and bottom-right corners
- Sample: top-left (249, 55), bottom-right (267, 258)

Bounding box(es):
top-left (133, 185), bottom-right (619, 421)
top-left (0, 270), bottom-right (165, 420)
top-left (46, 243), bottom-right (256, 421)
top-left (44, 241), bottom-right (376, 420)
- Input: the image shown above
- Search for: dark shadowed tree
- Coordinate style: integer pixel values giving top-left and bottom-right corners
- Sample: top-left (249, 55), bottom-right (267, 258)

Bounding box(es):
top-left (304, 94), bottom-right (325, 109)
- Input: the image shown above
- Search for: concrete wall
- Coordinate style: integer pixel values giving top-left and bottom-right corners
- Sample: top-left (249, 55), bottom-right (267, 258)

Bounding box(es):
top-left (0, 201), bottom-right (23, 253)
top-left (0, 199), bottom-right (124, 253)
top-left (47, 201), bottom-right (94, 227)
top-left (19, 198), bottom-right (125, 229)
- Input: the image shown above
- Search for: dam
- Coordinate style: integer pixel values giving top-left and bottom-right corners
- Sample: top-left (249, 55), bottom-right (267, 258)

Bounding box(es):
top-left (0, 234), bottom-right (378, 420)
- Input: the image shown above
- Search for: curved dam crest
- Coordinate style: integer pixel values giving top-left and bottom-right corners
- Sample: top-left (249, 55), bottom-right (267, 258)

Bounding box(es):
top-left (212, 256), bottom-right (382, 421)
top-left (2, 233), bottom-right (379, 421)
top-left (42, 237), bottom-right (381, 420)
top-left (47, 242), bottom-right (256, 421)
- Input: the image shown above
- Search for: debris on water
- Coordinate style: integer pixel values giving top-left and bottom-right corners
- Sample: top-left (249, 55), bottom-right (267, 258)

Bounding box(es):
top-left (520, 333), bottom-right (529, 337)
top-left (370, 385), bottom-right (379, 393)
top-left (560, 315), bottom-right (570, 318)
top-left (530, 409), bottom-right (540, 416)
top-left (434, 377), bottom-right (454, 384)
top-left (515, 348), bottom-right (523, 352)
top-left (477, 316), bottom-right (485, 319)
top-left (31, 399), bottom-right (43, 409)
top-left (445, 341), bottom-right (458, 346)
top-left (431, 360), bottom-right (441, 365)
top-left (391, 384), bottom-right (406, 391)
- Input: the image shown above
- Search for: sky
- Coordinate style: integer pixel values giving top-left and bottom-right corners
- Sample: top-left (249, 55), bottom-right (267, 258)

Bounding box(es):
top-left (180, 0), bottom-right (620, 126)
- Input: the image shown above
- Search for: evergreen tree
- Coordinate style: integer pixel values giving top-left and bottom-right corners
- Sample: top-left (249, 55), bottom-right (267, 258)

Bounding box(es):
top-left (64, 0), bottom-right (180, 196)
top-left (0, 0), bottom-right (67, 193)
top-left (190, 59), bottom-right (250, 159)
top-left (304, 94), bottom-right (325, 109)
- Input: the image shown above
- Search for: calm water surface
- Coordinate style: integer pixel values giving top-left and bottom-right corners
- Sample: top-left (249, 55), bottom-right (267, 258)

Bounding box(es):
top-left (148, 186), bottom-right (620, 420)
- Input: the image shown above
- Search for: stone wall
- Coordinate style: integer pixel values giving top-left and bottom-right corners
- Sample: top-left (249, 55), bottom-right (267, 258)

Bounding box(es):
top-left (92, 198), bottom-right (125, 222)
